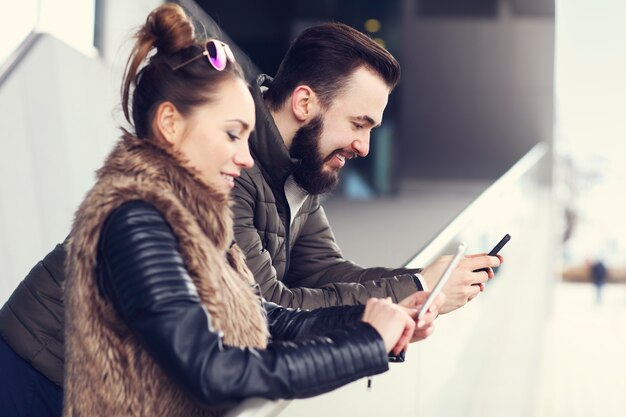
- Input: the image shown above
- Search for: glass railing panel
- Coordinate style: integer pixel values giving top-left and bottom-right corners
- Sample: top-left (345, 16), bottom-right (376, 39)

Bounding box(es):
top-left (278, 143), bottom-right (550, 417)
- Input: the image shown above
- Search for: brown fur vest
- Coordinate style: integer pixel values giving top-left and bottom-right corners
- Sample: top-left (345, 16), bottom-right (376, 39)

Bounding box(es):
top-left (63, 134), bottom-right (269, 417)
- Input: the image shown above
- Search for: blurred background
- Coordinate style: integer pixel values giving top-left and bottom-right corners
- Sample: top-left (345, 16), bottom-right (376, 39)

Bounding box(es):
top-left (0, 0), bottom-right (624, 416)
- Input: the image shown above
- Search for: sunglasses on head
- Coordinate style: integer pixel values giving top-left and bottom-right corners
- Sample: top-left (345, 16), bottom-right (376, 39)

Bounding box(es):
top-left (171, 39), bottom-right (235, 72)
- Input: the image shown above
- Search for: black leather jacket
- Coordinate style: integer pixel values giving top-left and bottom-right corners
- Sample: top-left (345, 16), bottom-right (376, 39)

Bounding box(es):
top-left (96, 201), bottom-right (388, 406)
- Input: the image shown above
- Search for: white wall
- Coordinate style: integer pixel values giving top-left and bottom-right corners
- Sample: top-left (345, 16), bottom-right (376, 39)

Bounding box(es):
top-left (0, 0), bottom-right (163, 304)
top-left (98, 0), bottom-right (164, 71)
top-left (0, 34), bottom-right (117, 304)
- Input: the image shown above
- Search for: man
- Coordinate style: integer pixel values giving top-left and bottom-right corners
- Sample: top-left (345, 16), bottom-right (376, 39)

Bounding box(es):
top-left (232, 22), bottom-right (500, 309)
top-left (0, 21), bottom-right (500, 405)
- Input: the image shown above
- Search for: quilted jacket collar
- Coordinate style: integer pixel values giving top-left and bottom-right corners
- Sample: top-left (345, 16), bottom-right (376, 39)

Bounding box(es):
top-left (248, 74), bottom-right (301, 188)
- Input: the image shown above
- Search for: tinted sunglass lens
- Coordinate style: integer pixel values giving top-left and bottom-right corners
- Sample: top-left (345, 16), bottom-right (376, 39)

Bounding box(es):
top-left (207, 41), bottom-right (226, 71)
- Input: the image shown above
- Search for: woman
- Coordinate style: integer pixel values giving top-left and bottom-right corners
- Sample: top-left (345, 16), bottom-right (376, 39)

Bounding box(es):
top-left (62, 4), bottom-right (442, 417)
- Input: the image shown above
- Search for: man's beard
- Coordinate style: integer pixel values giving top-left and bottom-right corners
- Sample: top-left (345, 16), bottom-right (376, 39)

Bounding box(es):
top-left (289, 115), bottom-right (340, 195)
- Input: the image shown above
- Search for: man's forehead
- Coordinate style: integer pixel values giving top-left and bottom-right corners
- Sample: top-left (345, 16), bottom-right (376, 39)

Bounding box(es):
top-left (330, 93), bottom-right (387, 125)
top-left (330, 67), bottom-right (390, 119)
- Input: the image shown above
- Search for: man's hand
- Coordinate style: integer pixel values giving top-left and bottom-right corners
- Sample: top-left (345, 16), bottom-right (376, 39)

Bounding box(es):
top-left (419, 253), bottom-right (503, 314)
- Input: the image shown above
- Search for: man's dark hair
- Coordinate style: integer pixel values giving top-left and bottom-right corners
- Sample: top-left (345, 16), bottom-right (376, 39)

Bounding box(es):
top-left (264, 22), bottom-right (400, 110)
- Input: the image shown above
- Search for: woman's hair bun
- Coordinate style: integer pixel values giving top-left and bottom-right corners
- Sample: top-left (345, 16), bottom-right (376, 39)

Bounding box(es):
top-left (140, 3), bottom-right (195, 55)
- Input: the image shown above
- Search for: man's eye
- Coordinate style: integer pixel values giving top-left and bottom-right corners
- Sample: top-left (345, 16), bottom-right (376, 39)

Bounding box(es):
top-left (353, 122), bottom-right (364, 130)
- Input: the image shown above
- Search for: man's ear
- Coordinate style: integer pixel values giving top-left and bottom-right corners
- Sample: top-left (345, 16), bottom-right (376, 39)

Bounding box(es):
top-left (153, 101), bottom-right (185, 146)
top-left (290, 86), bottom-right (321, 122)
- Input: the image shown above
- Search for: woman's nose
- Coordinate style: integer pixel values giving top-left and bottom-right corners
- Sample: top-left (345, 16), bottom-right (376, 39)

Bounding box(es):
top-left (234, 143), bottom-right (254, 169)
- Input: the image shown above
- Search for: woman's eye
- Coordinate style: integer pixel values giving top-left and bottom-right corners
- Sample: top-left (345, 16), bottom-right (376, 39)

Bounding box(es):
top-left (227, 132), bottom-right (240, 141)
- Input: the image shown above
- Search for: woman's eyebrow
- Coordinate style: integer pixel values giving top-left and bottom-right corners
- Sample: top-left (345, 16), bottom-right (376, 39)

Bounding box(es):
top-left (227, 119), bottom-right (251, 130)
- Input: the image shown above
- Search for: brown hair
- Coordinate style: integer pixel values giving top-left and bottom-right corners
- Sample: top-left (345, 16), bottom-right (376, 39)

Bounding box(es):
top-left (121, 3), bottom-right (244, 139)
top-left (264, 22), bottom-right (400, 111)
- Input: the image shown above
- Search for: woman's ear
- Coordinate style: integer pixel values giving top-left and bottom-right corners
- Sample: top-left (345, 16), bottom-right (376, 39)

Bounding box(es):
top-left (290, 86), bottom-right (321, 123)
top-left (153, 101), bottom-right (185, 146)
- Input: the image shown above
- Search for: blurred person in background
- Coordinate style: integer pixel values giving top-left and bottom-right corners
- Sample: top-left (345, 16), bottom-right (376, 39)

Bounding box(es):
top-left (590, 259), bottom-right (607, 305)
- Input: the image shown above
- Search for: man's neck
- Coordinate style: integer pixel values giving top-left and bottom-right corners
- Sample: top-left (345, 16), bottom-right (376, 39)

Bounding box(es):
top-left (267, 100), bottom-right (298, 150)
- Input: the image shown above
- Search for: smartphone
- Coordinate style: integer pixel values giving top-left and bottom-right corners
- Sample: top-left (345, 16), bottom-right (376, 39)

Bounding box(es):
top-left (418, 243), bottom-right (467, 320)
top-left (475, 234), bottom-right (511, 273)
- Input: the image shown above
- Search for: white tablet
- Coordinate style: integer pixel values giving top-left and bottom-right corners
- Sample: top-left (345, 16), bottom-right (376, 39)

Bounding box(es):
top-left (417, 243), bottom-right (467, 320)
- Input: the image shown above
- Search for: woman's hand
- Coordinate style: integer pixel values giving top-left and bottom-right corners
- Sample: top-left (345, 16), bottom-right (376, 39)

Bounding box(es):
top-left (398, 291), bottom-right (445, 342)
top-left (361, 297), bottom-right (417, 356)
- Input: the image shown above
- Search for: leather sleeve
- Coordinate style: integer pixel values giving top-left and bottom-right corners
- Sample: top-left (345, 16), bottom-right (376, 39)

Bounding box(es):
top-left (97, 201), bottom-right (388, 407)
top-left (264, 300), bottom-right (365, 341)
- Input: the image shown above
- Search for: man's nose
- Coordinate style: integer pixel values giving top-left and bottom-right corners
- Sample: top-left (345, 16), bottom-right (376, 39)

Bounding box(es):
top-left (352, 135), bottom-right (370, 157)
